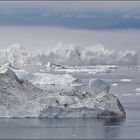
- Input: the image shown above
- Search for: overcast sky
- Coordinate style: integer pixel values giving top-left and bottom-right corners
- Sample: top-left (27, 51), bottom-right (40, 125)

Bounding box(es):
top-left (0, 1), bottom-right (140, 53)
top-left (0, 1), bottom-right (140, 29)
top-left (1, 1), bottom-right (140, 13)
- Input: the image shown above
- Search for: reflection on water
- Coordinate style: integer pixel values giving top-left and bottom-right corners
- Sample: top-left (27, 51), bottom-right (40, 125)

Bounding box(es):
top-left (102, 118), bottom-right (125, 139)
top-left (0, 118), bottom-right (126, 139)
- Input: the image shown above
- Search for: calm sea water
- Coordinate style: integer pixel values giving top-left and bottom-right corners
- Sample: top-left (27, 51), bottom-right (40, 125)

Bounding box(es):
top-left (0, 66), bottom-right (140, 139)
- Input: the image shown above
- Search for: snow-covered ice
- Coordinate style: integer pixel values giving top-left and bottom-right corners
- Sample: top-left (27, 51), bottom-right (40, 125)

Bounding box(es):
top-left (0, 43), bottom-right (137, 66)
top-left (1, 65), bottom-right (80, 90)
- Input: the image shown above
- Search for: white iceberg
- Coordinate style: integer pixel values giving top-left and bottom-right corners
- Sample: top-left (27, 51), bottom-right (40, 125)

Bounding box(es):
top-left (112, 83), bottom-right (118, 87)
top-left (89, 78), bottom-right (110, 94)
top-left (0, 66), bottom-right (126, 119)
top-left (0, 43), bottom-right (137, 66)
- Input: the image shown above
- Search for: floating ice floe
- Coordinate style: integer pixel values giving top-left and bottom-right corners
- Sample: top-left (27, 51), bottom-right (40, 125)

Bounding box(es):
top-left (120, 79), bottom-right (132, 82)
top-left (135, 93), bottom-right (140, 96)
top-left (112, 83), bottom-right (118, 87)
top-left (135, 88), bottom-right (140, 92)
top-left (0, 66), bottom-right (126, 118)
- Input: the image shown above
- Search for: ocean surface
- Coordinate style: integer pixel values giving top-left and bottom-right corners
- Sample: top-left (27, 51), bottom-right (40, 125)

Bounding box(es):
top-left (0, 66), bottom-right (140, 139)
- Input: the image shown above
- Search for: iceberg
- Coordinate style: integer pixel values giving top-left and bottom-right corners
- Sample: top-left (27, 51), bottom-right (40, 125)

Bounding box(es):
top-left (89, 78), bottom-right (110, 94)
top-left (0, 67), bottom-right (126, 119)
top-left (0, 43), bottom-right (137, 66)
top-left (135, 93), bottom-right (140, 96)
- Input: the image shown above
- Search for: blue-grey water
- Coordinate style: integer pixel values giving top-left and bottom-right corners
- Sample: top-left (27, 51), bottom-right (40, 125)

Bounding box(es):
top-left (0, 66), bottom-right (140, 139)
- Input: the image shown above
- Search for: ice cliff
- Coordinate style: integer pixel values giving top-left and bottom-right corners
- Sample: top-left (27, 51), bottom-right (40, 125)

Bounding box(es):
top-left (0, 43), bottom-right (137, 66)
top-left (0, 65), bottom-right (126, 118)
